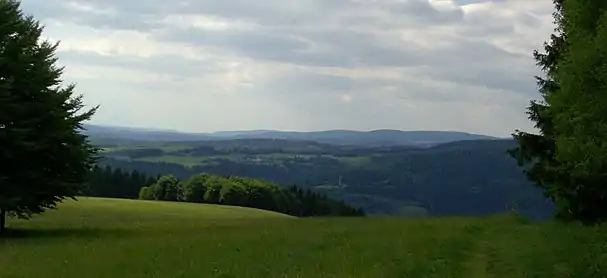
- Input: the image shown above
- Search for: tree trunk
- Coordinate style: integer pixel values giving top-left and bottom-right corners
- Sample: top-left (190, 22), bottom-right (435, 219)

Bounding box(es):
top-left (0, 208), bottom-right (6, 234)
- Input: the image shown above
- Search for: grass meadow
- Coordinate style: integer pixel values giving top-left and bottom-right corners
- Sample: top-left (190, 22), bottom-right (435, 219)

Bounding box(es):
top-left (1, 197), bottom-right (606, 278)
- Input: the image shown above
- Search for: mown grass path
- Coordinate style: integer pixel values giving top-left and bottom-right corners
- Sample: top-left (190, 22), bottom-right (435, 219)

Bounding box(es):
top-left (1, 198), bottom-right (605, 277)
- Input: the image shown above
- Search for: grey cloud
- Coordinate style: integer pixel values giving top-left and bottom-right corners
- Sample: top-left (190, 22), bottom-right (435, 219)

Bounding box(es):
top-left (157, 27), bottom-right (312, 62)
top-left (61, 0), bottom-right (346, 28)
top-left (256, 73), bottom-right (357, 103)
top-left (419, 40), bottom-right (537, 94)
top-left (157, 26), bottom-right (417, 68)
top-left (457, 23), bottom-right (514, 37)
top-left (516, 12), bottom-right (543, 28)
top-left (159, 22), bottom-right (534, 94)
top-left (71, 14), bottom-right (164, 32)
top-left (57, 51), bottom-right (223, 78)
top-left (252, 69), bottom-right (494, 105)
top-left (25, 0), bottom-right (467, 32)
top-left (19, 0), bottom-right (73, 20)
top-left (261, 71), bottom-right (404, 98)
top-left (17, 0), bottom-right (552, 136)
top-left (20, 0), bottom-right (164, 31)
top-left (428, 66), bottom-right (538, 95)
top-left (274, 72), bottom-right (356, 92)
top-left (65, 0), bottom-right (180, 15)
top-left (387, 0), bottom-right (464, 24)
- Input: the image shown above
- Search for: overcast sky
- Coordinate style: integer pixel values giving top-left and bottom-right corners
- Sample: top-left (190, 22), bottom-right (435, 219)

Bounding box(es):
top-left (19, 0), bottom-right (554, 136)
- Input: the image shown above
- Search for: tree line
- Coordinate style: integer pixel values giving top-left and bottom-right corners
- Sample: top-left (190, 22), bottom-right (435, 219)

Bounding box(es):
top-left (86, 165), bottom-right (364, 217)
top-left (85, 165), bottom-right (158, 199)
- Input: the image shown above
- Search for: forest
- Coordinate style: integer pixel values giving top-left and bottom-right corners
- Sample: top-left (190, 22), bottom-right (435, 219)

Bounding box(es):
top-left (85, 165), bottom-right (364, 217)
top-left (93, 137), bottom-right (554, 218)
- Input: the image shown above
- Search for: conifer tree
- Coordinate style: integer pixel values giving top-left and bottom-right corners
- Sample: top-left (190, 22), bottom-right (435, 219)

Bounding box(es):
top-left (0, 0), bottom-right (99, 233)
top-left (511, 0), bottom-right (607, 224)
top-left (509, 0), bottom-right (565, 218)
top-left (548, 0), bottom-right (607, 223)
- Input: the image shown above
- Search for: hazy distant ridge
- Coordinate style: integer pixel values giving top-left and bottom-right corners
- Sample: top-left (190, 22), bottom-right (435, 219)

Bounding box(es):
top-left (82, 124), bottom-right (498, 147)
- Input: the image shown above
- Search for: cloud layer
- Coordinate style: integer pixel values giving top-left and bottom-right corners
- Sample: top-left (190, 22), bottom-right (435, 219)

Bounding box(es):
top-left (19, 0), bottom-right (555, 136)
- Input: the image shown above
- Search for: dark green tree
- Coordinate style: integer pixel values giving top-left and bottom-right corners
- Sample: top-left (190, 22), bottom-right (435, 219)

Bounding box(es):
top-left (0, 0), bottom-right (99, 233)
top-left (511, 0), bottom-right (607, 224)
top-left (148, 175), bottom-right (180, 201)
top-left (180, 173), bottom-right (209, 202)
top-left (509, 0), bottom-right (565, 221)
top-left (204, 183), bottom-right (222, 204)
top-left (139, 187), bottom-right (153, 200)
top-left (547, 0), bottom-right (607, 223)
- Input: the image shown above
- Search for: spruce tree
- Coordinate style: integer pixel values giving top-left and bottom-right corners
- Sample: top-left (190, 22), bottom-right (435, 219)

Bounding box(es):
top-left (548, 0), bottom-right (607, 223)
top-left (511, 0), bottom-right (607, 224)
top-left (509, 0), bottom-right (565, 218)
top-left (0, 0), bottom-right (99, 233)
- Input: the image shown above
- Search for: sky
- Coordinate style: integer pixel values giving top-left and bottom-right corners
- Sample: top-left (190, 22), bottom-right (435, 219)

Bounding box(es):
top-left (18, 0), bottom-right (554, 136)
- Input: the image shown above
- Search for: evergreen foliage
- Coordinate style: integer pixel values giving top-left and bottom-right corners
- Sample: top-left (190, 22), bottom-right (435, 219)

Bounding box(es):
top-left (0, 0), bottom-right (98, 233)
top-left (511, 0), bottom-right (607, 224)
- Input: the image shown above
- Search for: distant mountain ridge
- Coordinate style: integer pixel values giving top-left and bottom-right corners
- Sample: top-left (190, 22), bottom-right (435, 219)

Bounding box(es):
top-left (82, 124), bottom-right (499, 147)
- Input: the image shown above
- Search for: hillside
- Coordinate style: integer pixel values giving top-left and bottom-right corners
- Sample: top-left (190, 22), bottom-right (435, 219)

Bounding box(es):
top-left (1, 198), bottom-right (604, 277)
top-left (93, 136), bottom-right (553, 219)
top-left (83, 124), bottom-right (497, 147)
top-left (7, 197), bottom-right (294, 224)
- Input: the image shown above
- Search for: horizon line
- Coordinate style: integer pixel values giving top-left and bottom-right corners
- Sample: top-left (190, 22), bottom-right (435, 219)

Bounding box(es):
top-left (83, 123), bottom-right (512, 138)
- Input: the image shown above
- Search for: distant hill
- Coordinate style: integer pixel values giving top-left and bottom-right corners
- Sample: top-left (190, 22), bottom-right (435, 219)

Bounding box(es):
top-left (95, 134), bottom-right (553, 219)
top-left (82, 124), bottom-right (208, 143)
top-left (82, 124), bottom-right (498, 147)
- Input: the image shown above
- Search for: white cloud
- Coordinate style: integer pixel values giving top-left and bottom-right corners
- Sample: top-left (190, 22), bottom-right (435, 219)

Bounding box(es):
top-left (16, 0), bottom-right (556, 136)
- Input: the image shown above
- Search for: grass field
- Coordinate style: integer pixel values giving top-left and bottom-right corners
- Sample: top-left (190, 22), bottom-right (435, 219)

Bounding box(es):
top-left (1, 198), bottom-right (606, 278)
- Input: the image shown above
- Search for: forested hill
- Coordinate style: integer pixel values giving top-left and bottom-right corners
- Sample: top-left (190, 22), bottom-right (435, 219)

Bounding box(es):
top-left (94, 137), bottom-right (554, 219)
top-left (83, 124), bottom-right (497, 147)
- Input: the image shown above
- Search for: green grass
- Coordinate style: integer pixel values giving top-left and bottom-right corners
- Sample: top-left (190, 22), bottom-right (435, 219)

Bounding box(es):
top-left (133, 153), bottom-right (305, 167)
top-left (158, 144), bottom-right (195, 151)
top-left (1, 198), bottom-right (606, 278)
top-left (137, 155), bottom-right (209, 167)
top-left (101, 144), bottom-right (194, 153)
top-left (102, 146), bottom-right (376, 168)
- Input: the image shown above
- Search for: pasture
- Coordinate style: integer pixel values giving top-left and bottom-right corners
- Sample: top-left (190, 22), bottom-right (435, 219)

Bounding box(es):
top-left (1, 198), bottom-right (605, 277)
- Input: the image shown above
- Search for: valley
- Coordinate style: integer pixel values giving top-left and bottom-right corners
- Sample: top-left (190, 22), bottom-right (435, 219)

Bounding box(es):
top-left (90, 125), bottom-right (553, 219)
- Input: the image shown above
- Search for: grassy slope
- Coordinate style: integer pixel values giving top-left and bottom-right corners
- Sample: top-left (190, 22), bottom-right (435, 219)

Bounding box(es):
top-left (1, 198), bottom-right (606, 278)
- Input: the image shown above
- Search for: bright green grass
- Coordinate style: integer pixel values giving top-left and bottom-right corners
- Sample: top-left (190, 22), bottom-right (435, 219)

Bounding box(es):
top-left (1, 198), bottom-right (606, 278)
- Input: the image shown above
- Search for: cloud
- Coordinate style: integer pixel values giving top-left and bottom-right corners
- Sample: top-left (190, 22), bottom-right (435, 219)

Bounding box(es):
top-left (17, 0), bottom-right (556, 136)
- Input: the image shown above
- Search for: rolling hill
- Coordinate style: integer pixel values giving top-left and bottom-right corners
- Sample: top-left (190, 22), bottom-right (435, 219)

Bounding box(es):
top-left (82, 124), bottom-right (498, 147)
top-left (91, 132), bottom-right (553, 219)
top-left (1, 197), bottom-right (604, 278)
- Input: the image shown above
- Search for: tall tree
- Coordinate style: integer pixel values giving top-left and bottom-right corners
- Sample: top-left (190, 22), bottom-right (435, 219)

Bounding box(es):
top-left (511, 0), bottom-right (607, 224)
top-left (0, 0), bottom-right (99, 233)
top-left (509, 0), bottom-right (565, 217)
top-left (547, 0), bottom-right (607, 223)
